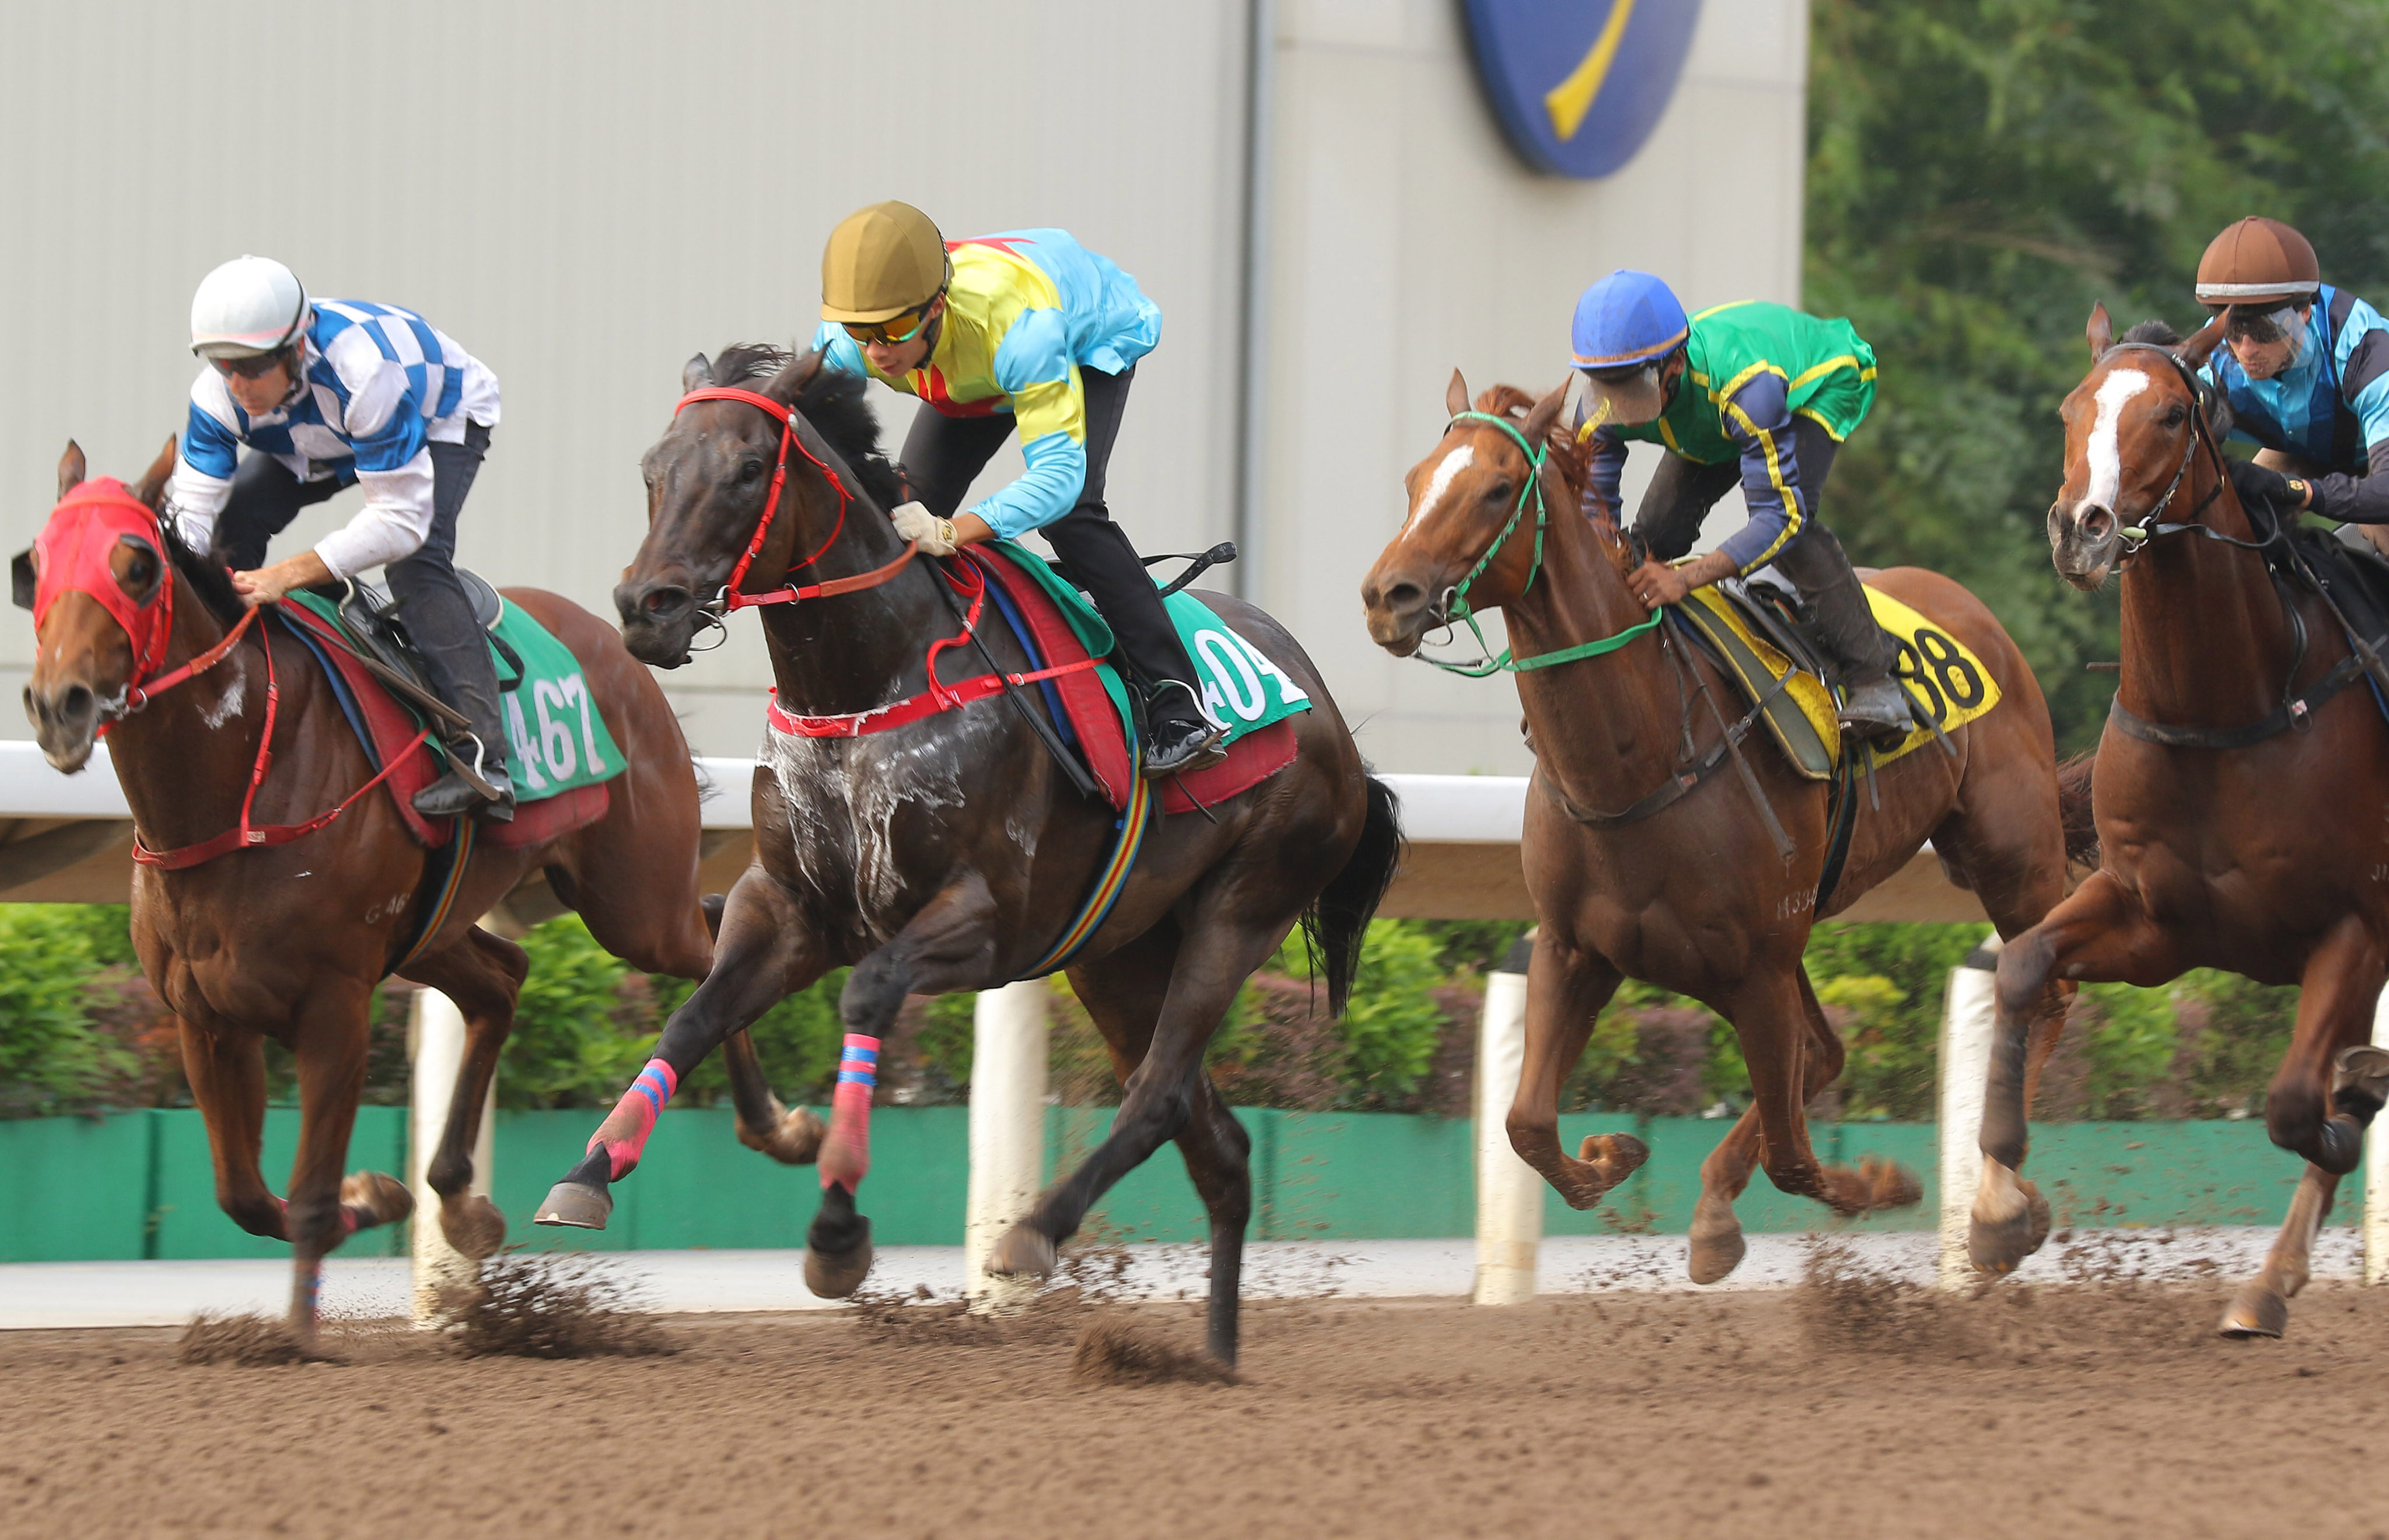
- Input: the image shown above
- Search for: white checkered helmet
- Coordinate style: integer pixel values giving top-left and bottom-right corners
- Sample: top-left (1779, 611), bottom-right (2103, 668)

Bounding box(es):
top-left (189, 255), bottom-right (310, 359)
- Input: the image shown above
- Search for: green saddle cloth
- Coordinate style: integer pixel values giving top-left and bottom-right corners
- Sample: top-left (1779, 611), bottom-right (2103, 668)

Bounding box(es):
top-left (281, 589), bottom-right (625, 803)
top-left (982, 541), bottom-right (1314, 741)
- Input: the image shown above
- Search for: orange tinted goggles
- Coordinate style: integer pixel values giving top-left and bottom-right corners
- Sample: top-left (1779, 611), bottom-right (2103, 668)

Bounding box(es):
top-left (841, 306), bottom-right (932, 347)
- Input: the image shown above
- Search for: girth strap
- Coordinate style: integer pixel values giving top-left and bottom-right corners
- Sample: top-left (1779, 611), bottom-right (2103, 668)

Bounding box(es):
top-left (2106, 654), bottom-right (2363, 750)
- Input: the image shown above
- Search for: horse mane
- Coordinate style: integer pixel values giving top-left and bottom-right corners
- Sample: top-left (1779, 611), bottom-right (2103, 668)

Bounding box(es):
top-left (711, 343), bottom-right (904, 509)
top-left (159, 512), bottom-right (247, 626)
top-left (2116, 318), bottom-right (2183, 350)
top-left (1468, 383), bottom-right (1631, 573)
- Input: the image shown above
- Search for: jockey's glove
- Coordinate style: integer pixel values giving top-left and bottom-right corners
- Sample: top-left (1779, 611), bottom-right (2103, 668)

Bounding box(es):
top-left (891, 501), bottom-right (959, 556)
top-left (2226, 459), bottom-right (2308, 520)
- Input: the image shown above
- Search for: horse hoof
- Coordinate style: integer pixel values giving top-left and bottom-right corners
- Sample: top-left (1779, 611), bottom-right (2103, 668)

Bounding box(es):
top-left (533, 1181), bottom-right (612, 1230)
top-left (1968, 1182), bottom-right (2051, 1276)
top-left (1858, 1156), bottom-right (1924, 1211)
top-left (439, 1194), bottom-right (509, 1259)
top-left (804, 1222), bottom-right (875, 1299)
top-left (737, 1100), bottom-right (827, 1166)
top-left (2332, 1044), bottom-right (2389, 1119)
top-left (1577, 1131), bottom-right (1651, 1183)
top-left (2218, 1280), bottom-right (2290, 1339)
top-left (1687, 1229), bottom-right (1746, 1285)
top-left (987, 1223), bottom-right (1058, 1280)
top-left (340, 1171), bottom-right (414, 1227)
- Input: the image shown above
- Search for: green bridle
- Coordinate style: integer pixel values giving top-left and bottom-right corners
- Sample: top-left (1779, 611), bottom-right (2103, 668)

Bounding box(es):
top-left (1420, 410), bottom-right (1663, 677)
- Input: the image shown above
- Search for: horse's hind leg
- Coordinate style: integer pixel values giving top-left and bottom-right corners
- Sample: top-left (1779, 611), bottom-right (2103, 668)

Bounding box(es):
top-left (1730, 965), bottom-right (1914, 1218)
top-left (397, 927), bottom-right (529, 1260)
top-left (2221, 913), bottom-right (2387, 1337)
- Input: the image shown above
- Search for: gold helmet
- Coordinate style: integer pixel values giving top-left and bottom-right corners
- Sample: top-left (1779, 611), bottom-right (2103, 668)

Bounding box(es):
top-left (2195, 216), bottom-right (2321, 307)
top-left (820, 201), bottom-right (952, 324)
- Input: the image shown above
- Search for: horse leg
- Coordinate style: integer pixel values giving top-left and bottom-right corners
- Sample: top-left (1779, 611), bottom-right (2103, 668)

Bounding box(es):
top-left (536, 867), bottom-right (827, 1233)
top-left (284, 983), bottom-right (411, 1345)
top-left (1504, 931), bottom-right (1642, 1207)
top-left (2219, 914), bottom-right (2388, 1337)
top-left (1727, 965), bottom-right (1905, 1217)
top-left (178, 1012), bottom-right (288, 1244)
top-left (986, 911), bottom-right (1280, 1301)
top-left (1688, 968), bottom-right (1860, 1283)
top-left (800, 876), bottom-right (1001, 1298)
top-left (1974, 873), bottom-right (2176, 1273)
top-left (396, 927), bottom-right (529, 1260)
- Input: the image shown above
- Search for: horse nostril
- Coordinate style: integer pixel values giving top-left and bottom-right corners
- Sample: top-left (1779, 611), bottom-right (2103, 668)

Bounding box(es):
top-left (637, 586), bottom-right (692, 622)
top-left (2079, 505), bottom-right (2115, 543)
top-left (1382, 582), bottom-right (1426, 615)
top-left (59, 685), bottom-right (95, 724)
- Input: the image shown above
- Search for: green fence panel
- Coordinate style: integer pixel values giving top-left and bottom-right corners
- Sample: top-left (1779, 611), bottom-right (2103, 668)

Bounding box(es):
top-left (1272, 1112), bottom-right (1472, 1240)
top-left (2026, 1121), bottom-right (2308, 1230)
top-left (149, 1107), bottom-right (408, 1260)
top-left (1042, 1105), bottom-right (1213, 1244)
top-left (0, 1112), bottom-right (152, 1262)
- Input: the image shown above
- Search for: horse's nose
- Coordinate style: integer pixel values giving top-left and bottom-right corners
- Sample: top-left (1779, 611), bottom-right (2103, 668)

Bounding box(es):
top-left (26, 681), bottom-right (95, 733)
top-left (1366, 578), bottom-right (1429, 621)
top-left (615, 580), bottom-right (694, 630)
top-left (2076, 502), bottom-right (2116, 546)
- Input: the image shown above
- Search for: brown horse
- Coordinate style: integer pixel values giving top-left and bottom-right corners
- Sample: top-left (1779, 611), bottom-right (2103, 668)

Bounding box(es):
top-left (1360, 376), bottom-right (2083, 1279)
top-left (536, 346), bottom-right (1399, 1365)
top-left (1983, 307), bottom-right (2389, 1336)
top-left (16, 439), bottom-right (820, 1345)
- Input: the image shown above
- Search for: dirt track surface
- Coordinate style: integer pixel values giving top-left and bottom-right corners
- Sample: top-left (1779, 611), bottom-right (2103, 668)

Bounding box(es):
top-left (5, 1272), bottom-right (2388, 1539)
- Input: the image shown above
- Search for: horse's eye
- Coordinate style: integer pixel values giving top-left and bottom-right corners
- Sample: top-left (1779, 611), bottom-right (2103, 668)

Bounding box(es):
top-left (739, 458), bottom-right (765, 484)
top-left (2163, 404), bottom-right (2188, 429)
top-left (122, 550), bottom-right (158, 592)
top-left (1486, 481), bottom-right (1514, 504)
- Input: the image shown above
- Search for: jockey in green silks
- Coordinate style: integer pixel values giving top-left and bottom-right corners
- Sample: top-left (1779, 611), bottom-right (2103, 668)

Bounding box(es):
top-left (1569, 270), bottom-right (1911, 741)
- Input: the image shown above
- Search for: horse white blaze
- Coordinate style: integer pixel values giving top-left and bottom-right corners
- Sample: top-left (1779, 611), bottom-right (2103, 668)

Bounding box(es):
top-left (2085, 368), bottom-right (2149, 512)
top-left (1405, 443), bottom-right (1475, 540)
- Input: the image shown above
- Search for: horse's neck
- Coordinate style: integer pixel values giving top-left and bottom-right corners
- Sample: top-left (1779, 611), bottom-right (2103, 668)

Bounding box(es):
top-left (1505, 498), bottom-right (1691, 804)
top-left (2117, 471), bottom-right (2300, 727)
top-left (104, 576), bottom-right (276, 847)
top-left (756, 490), bottom-right (958, 716)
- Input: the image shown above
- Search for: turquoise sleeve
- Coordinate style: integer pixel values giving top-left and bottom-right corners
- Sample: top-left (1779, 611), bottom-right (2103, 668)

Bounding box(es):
top-left (971, 432), bottom-right (1087, 540)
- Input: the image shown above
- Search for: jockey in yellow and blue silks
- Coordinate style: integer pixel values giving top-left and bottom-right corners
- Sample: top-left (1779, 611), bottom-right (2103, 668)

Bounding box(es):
top-left (1568, 269), bottom-right (1911, 740)
top-left (811, 201), bottom-right (1225, 778)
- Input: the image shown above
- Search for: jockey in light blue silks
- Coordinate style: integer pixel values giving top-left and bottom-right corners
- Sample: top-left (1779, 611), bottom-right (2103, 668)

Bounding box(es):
top-left (164, 256), bottom-right (512, 818)
top-left (1567, 269), bottom-right (1912, 740)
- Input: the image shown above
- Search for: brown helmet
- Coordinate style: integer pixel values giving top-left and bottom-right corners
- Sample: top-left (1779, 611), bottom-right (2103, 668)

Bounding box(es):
top-left (2194, 216), bottom-right (2321, 307)
top-left (821, 201), bottom-right (951, 324)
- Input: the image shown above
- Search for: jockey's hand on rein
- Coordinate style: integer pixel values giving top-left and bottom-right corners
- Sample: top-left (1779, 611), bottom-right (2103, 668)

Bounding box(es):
top-left (2226, 459), bottom-right (2311, 517)
top-left (891, 501), bottom-right (959, 556)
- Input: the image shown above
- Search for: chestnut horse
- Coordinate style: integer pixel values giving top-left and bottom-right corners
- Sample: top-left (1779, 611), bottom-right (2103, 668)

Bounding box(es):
top-left (1985, 307), bottom-right (2389, 1337)
top-left (16, 440), bottom-right (820, 1345)
top-left (534, 347), bottom-right (1398, 1366)
top-left (1361, 377), bottom-right (2084, 1280)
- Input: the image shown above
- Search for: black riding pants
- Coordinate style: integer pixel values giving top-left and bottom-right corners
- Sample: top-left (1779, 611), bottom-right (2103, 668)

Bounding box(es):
top-left (900, 365), bottom-right (1206, 726)
top-left (1629, 419), bottom-right (1898, 684)
top-left (218, 425), bottom-right (508, 770)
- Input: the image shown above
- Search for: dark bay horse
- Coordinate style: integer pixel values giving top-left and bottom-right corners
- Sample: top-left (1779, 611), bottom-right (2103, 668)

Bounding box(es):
top-left (1360, 377), bottom-right (2084, 1281)
top-left (17, 440), bottom-right (819, 1344)
top-left (1986, 307), bottom-right (2389, 1336)
top-left (534, 346), bottom-right (1397, 1365)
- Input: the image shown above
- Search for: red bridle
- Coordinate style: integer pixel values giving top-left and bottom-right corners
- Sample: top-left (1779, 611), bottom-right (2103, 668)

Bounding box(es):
top-left (30, 478), bottom-right (258, 717)
top-left (672, 386), bottom-right (917, 610)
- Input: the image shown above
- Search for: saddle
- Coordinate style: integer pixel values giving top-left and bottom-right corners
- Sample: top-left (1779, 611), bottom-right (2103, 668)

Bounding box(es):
top-left (1671, 573), bottom-right (1844, 782)
top-left (2318, 524), bottom-right (2389, 648)
top-left (336, 568), bottom-right (522, 711)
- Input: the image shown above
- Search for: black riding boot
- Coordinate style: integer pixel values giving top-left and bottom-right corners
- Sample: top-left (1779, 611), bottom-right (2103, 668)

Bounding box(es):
top-left (1770, 528), bottom-right (1909, 743)
top-left (390, 561), bottom-right (515, 821)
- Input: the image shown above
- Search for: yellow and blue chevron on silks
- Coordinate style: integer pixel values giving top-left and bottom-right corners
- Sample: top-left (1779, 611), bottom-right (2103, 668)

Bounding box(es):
top-left (1461, 0), bottom-right (1702, 178)
top-left (1019, 755), bottom-right (1153, 980)
top-left (1683, 585), bottom-right (2003, 772)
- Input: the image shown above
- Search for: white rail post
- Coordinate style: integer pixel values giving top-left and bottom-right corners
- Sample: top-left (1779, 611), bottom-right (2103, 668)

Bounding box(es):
top-left (1936, 932), bottom-right (2002, 1290)
top-left (2367, 985), bottom-right (2389, 1286)
top-left (408, 987), bottom-right (495, 1327)
top-left (967, 978), bottom-right (1051, 1310)
top-left (1474, 936), bottom-right (1541, 1304)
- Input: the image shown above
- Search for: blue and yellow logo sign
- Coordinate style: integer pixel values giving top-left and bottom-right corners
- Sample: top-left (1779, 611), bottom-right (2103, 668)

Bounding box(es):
top-left (1462, 0), bottom-right (1704, 180)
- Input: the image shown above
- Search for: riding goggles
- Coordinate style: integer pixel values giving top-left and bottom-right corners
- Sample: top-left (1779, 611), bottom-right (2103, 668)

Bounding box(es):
top-left (2220, 304), bottom-right (2305, 346)
top-left (841, 304), bottom-right (934, 347)
top-left (208, 348), bottom-right (296, 380)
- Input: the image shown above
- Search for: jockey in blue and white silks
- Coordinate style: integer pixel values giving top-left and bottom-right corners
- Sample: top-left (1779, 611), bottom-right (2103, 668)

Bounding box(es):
top-left (2192, 218), bottom-right (2389, 538)
top-left (164, 256), bottom-right (514, 818)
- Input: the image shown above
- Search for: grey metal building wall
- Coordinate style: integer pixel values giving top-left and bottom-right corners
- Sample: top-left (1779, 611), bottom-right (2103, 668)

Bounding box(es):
top-left (1, 0), bottom-right (1806, 775)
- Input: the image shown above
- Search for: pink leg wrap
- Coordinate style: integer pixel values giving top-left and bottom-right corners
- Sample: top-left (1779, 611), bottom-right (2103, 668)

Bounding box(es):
top-left (586, 1058), bottom-right (678, 1180)
top-left (818, 1034), bottom-right (880, 1192)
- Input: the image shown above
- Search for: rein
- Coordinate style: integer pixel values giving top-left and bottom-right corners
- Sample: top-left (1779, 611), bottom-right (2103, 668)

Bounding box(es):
top-left (1419, 411), bottom-right (1661, 676)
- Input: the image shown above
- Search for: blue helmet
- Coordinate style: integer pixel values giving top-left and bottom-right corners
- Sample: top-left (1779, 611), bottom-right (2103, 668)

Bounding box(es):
top-left (1570, 270), bottom-right (1689, 371)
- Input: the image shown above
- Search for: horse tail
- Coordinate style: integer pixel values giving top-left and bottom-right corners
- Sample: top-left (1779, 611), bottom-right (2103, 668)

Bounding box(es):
top-left (2056, 751), bottom-right (2100, 868)
top-left (1303, 773), bottom-right (1406, 1018)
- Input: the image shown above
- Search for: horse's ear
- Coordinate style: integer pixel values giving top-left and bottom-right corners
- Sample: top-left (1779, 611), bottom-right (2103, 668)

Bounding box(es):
top-left (128, 436), bottom-right (177, 510)
top-left (2177, 314), bottom-right (2225, 368)
top-left (56, 440), bottom-right (85, 499)
top-left (683, 353), bottom-right (714, 392)
top-left (1444, 368), bottom-right (1470, 418)
top-left (12, 551), bottom-right (35, 612)
top-left (764, 348), bottom-right (827, 404)
top-left (2086, 302), bottom-right (2114, 358)
top-left (1522, 377), bottom-right (1570, 448)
